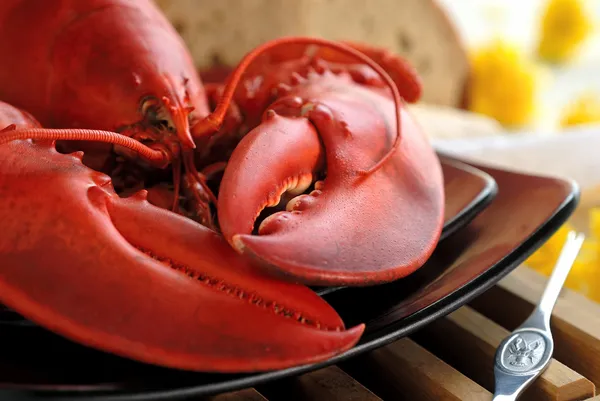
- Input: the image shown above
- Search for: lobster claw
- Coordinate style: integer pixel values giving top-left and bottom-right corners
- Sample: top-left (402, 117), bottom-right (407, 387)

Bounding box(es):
top-left (0, 138), bottom-right (364, 372)
top-left (218, 79), bottom-right (445, 286)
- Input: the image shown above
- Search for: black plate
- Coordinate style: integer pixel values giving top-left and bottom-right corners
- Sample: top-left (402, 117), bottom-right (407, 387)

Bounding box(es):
top-left (1, 155), bottom-right (578, 400)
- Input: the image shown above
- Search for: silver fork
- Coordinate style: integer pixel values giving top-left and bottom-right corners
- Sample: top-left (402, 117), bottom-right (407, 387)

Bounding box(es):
top-left (492, 230), bottom-right (585, 400)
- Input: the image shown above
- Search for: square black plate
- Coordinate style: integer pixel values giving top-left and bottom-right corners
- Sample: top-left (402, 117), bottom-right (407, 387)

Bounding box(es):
top-left (1, 154), bottom-right (576, 401)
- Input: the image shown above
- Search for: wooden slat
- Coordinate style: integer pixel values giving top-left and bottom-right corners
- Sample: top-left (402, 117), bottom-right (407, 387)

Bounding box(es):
top-left (411, 306), bottom-right (595, 400)
top-left (340, 338), bottom-right (492, 400)
top-left (203, 388), bottom-right (268, 401)
top-left (469, 265), bottom-right (600, 387)
top-left (258, 365), bottom-right (381, 401)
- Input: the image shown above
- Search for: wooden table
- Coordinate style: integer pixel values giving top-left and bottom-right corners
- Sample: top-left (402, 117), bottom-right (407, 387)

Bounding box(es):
top-left (202, 265), bottom-right (600, 401)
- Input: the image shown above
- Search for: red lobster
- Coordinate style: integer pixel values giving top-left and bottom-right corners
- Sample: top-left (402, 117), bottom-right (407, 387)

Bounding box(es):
top-left (0, 0), bottom-right (444, 373)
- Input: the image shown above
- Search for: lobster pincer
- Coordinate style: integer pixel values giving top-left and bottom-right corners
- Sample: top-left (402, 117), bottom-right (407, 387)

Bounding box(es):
top-left (213, 38), bottom-right (445, 286)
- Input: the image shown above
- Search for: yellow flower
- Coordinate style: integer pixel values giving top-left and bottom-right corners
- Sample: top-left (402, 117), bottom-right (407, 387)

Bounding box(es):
top-left (537, 0), bottom-right (593, 63)
top-left (561, 92), bottom-right (600, 127)
top-left (468, 40), bottom-right (540, 127)
top-left (526, 222), bottom-right (575, 275)
top-left (526, 208), bottom-right (600, 303)
top-left (591, 208), bottom-right (600, 239)
top-left (565, 238), bottom-right (599, 297)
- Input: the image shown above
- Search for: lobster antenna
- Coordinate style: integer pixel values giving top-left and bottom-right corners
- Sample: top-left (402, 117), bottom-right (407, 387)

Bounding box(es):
top-left (171, 156), bottom-right (182, 213)
top-left (0, 127), bottom-right (168, 166)
top-left (194, 36), bottom-right (404, 175)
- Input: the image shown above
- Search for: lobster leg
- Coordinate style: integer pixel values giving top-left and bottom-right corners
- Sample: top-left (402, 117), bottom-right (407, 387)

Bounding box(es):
top-left (0, 103), bottom-right (364, 373)
top-left (309, 41), bottom-right (423, 103)
top-left (217, 73), bottom-right (444, 286)
top-left (192, 36), bottom-right (413, 144)
top-left (197, 40), bottom-right (422, 104)
top-left (205, 83), bottom-right (244, 134)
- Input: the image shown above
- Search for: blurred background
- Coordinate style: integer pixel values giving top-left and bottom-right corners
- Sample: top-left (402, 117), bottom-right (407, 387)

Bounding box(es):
top-left (434, 0), bottom-right (600, 302)
top-left (158, 0), bottom-right (600, 133)
top-left (438, 0), bottom-right (600, 133)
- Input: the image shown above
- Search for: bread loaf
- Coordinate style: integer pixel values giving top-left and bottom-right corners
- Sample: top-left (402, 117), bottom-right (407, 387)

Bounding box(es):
top-left (154, 0), bottom-right (471, 108)
top-left (407, 104), bottom-right (503, 142)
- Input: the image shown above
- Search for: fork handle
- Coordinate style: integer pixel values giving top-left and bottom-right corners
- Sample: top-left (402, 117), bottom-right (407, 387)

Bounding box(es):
top-left (520, 231), bottom-right (585, 332)
top-left (492, 231), bottom-right (584, 400)
top-left (493, 395), bottom-right (516, 401)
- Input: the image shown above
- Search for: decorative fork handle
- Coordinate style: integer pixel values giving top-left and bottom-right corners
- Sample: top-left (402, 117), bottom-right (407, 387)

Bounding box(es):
top-left (492, 231), bottom-right (585, 401)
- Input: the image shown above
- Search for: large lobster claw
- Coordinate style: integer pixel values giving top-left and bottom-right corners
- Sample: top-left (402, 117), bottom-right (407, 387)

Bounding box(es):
top-left (217, 72), bottom-right (445, 287)
top-left (0, 103), bottom-right (364, 372)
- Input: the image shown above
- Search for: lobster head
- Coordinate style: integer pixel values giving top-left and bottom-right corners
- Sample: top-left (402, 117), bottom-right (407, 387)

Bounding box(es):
top-left (21, 0), bottom-right (212, 153)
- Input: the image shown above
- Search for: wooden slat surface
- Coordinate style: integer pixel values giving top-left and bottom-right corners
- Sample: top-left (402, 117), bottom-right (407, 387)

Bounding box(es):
top-left (340, 338), bottom-right (492, 400)
top-left (200, 265), bottom-right (600, 400)
top-left (411, 306), bottom-right (596, 400)
top-left (203, 388), bottom-right (268, 401)
top-left (257, 366), bottom-right (380, 401)
top-left (470, 266), bottom-right (600, 387)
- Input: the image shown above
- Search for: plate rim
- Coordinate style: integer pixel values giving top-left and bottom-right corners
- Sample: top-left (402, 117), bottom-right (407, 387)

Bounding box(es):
top-left (438, 155), bottom-right (498, 241)
top-left (5, 156), bottom-right (579, 401)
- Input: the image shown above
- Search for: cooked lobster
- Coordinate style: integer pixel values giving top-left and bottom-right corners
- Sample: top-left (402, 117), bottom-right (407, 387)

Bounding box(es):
top-left (0, 0), bottom-right (444, 373)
